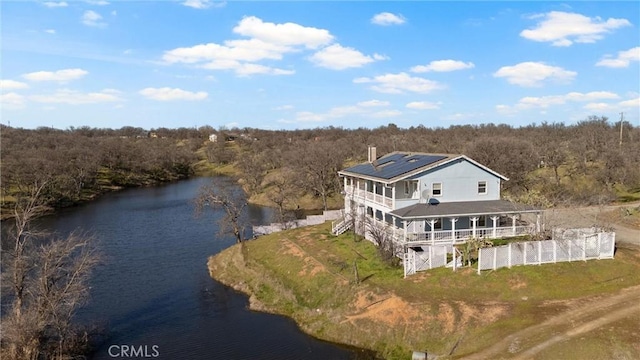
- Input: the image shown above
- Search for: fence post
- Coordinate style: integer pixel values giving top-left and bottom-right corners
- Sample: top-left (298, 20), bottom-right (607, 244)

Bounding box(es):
top-left (453, 247), bottom-right (457, 272)
top-left (403, 251), bottom-right (407, 278)
top-left (493, 247), bottom-right (497, 270)
top-left (523, 242), bottom-right (527, 265)
top-left (597, 233), bottom-right (602, 260)
top-left (553, 240), bottom-right (557, 263)
top-left (508, 242), bottom-right (512, 268)
top-left (568, 239), bottom-right (572, 262)
top-left (582, 235), bottom-right (586, 261)
top-left (538, 241), bottom-right (542, 265)
top-left (477, 248), bottom-right (482, 275)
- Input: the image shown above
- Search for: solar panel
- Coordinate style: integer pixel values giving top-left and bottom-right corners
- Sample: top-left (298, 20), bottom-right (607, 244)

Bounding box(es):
top-left (342, 153), bottom-right (447, 180)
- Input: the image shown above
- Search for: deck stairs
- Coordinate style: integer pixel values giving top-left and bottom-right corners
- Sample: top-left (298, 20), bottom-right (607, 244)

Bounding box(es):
top-left (331, 218), bottom-right (351, 236)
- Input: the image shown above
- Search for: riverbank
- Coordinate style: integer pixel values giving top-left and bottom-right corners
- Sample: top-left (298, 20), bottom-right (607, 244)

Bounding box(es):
top-left (208, 222), bottom-right (640, 359)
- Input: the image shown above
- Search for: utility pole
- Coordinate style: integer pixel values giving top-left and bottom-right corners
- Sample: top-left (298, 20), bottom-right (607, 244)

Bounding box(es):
top-left (619, 112), bottom-right (624, 147)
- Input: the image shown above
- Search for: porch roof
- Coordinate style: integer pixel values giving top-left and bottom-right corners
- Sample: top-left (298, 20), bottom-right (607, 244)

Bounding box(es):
top-left (389, 200), bottom-right (540, 219)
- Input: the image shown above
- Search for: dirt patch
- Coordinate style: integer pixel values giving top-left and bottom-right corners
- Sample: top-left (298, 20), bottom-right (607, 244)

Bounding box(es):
top-left (345, 291), bottom-right (426, 326)
top-left (463, 285), bottom-right (640, 359)
top-left (281, 240), bottom-right (327, 277)
top-left (437, 303), bottom-right (456, 333)
top-left (508, 276), bottom-right (528, 290)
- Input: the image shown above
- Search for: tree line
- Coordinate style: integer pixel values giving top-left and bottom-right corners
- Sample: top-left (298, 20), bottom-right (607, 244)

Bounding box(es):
top-left (0, 125), bottom-right (200, 214)
top-left (221, 117), bottom-right (639, 210)
top-left (2, 116), bottom-right (639, 217)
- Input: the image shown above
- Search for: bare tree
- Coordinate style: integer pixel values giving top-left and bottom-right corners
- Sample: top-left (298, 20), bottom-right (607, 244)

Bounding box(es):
top-left (365, 217), bottom-right (399, 265)
top-left (194, 180), bottom-right (249, 243)
top-left (1, 182), bottom-right (100, 360)
top-left (265, 171), bottom-right (298, 228)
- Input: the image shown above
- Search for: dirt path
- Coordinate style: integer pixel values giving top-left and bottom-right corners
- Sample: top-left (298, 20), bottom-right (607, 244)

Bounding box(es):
top-left (462, 285), bottom-right (640, 359)
top-left (544, 202), bottom-right (640, 247)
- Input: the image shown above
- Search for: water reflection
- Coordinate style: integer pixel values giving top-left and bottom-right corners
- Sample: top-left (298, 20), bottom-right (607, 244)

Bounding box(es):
top-left (22, 177), bottom-right (370, 359)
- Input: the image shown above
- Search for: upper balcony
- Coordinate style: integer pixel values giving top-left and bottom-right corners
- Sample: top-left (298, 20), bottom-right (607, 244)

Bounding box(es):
top-left (344, 184), bottom-right (394, 208)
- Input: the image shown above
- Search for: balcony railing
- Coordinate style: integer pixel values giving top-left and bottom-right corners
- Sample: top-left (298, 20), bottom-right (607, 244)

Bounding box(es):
top-left (344, 185), bottom-right (393, 208)
top-left (405, 225), bottom-right (535, 245)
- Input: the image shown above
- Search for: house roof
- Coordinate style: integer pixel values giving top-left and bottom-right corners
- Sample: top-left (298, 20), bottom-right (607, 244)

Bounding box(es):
top-left (389, 200), bottom-right (540, 219)
top-left (338, 152), bottom-right (508, 183)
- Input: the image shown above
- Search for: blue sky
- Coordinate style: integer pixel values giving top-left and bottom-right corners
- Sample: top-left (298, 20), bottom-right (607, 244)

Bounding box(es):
top-left (1, 1), bottom-right (638, 130)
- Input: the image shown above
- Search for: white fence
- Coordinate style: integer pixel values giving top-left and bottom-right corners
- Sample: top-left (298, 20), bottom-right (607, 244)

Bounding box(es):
top-left (252, 210), bottom-right (343, 237)
top-left (404, 245), bottom-right (462, 277)
top-left (477, 232), bottom-right (615, 274)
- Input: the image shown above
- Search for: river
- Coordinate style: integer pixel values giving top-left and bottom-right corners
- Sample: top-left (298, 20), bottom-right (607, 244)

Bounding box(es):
top-left (31, 177), bottom-right (370, 359)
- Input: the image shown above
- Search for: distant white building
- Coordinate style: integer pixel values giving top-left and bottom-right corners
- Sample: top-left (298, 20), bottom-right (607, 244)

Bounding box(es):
top-left (209, 134), bottom-right (218, 142)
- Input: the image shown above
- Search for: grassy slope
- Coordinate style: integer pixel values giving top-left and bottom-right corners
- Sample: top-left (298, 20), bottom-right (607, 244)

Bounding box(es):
top-left (208, 222), bottom-right (640, 359)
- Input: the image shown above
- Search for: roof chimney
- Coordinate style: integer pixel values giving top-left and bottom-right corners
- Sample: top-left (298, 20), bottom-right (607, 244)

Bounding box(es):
top-left (368, 146), bottom-right (377, 163)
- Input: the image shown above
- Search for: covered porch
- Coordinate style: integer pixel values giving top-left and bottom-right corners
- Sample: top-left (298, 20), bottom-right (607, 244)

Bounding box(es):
top-left (387, 200), bottom-right (542, 246)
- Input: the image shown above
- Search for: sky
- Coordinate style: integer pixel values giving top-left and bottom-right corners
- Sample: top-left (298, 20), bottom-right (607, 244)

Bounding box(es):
top-left (1, 1), bottom-right (639, 130)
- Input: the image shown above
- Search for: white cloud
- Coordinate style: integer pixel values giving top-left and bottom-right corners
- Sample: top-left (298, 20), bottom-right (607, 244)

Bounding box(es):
top-left (498, 91), bottom-right (619, 113)
top-left (584, 97), bottom-right (639, 112)
top-left (164, 40), bottom-right (291, 64)
top-left (357, 100), bottom-right (390, 107)
top-left (22, 68), bottom-right (88, 82)
top-left (82, 10), bottom-right (107, 27)
top-left (294, 111), bottom-right (325, 122)
top-left (493, 62), bottom-right (576, 87)
top-left (309, 44), bottom-right (383, 70)
top-left (42, 1), bottom-right (68, 8)
top-left (200, 60), bottom-right (294, 76)
top-left (0, 93), bottom-right (26, 109)
top-left (290, 100), bottom-right (399, 123)
top-left (163, 16), bottom-right (334, 76)
top-left (520, 11), bottom-right (631, 46)
top-left (232, 16), bottom-right (333, 49)
top-left (583, 102), bottom-right (612, 111)
top-left (0, 80), bottom-right (29, 90)
top-left (30, 89), bottom-right (123, 104)
top-left (354, 72), bottom-right (443, 94)
top-left (44, 29), bottom-right (56, 34)
top-left (618, 97), bottom-right (640, 109)
top-left (139, 87), bottom-right (208, 101)
top-left (85, 0), bottom-right (110, 5)
top-left (406, 101), bottom-right (440, 110)
top-left (411, 59), bottom-right (475, 73)
top-left (371, 110), bottom-right (402, 118)
top-left (596, 47), bottom-right (640, 68)
top-left (371, 12), bottom-right (406, 26)
top-left (182, 0), bottom-right (226, 9)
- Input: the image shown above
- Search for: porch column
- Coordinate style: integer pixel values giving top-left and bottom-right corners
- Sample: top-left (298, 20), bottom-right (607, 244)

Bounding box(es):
top-left (427, 219), bottom-right (437, 245)
top-left (403, 220), bottom-right (407, 243)
top-left (391, 184), bottom-right (395, 208)
top-left (450, 217), bottom-right (459, 241)
top-left (511, 215), bottom-right (517, 236)
top-left (491, 216), bottom-right (499, 238)
top-left (470, 217), bottom-right (478, 238)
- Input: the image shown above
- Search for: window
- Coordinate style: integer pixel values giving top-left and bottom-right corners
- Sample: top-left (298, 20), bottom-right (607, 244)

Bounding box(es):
top-left (478, 181), bottom-right (487, 194)
top-left (432, 183), bottom-right (442, 197)
top-left (404, 181), bottom-right (417, 197)
top-left (477, 216), bottom-right (486, 227)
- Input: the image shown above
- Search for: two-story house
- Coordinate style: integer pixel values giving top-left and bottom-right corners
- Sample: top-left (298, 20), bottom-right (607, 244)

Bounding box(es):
top-left (333, 148), bottom-right (542, 248)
